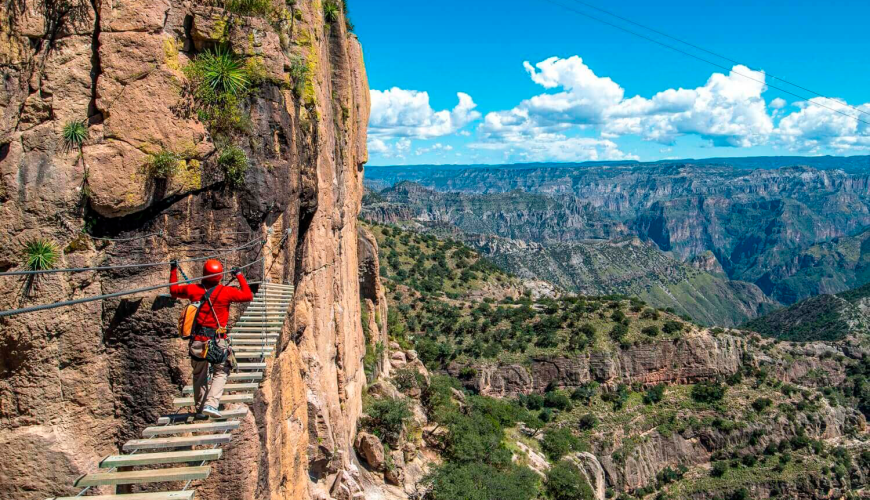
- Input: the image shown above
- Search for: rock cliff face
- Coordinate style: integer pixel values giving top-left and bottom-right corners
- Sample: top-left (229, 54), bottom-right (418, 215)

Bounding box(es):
top-left (448, 332), bottom-right (746, 398)
top-left (0, 1), bottom-right (370, 499)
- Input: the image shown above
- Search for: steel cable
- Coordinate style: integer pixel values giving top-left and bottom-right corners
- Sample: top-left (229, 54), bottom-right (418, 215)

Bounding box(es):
top-left (0, 257), bottom-right (264, 318)
top-left (0, 238), bottom-right (263, 277)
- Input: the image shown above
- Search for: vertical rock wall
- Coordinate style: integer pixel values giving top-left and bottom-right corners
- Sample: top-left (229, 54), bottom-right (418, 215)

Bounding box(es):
top-left (0, 1), bottom-right (369, 499)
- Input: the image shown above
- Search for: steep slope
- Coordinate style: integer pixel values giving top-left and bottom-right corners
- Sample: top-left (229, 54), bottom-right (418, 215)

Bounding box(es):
top-left (472, 235), bottom-right (778, 327)
top-left (758, 227), bottom-right (870, 304)
top-left (362, 185), bottom-right (778, 326)
top-left (362, 222), bottom-right (869, 500)
top-left (743, 282), bottom-right (870, 342)
top-left (0, 2), bottom-right (371, 499)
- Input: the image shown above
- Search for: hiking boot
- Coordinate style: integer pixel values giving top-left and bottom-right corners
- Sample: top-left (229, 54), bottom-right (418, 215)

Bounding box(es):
top-left (202, 405), bottom-right (222, 419)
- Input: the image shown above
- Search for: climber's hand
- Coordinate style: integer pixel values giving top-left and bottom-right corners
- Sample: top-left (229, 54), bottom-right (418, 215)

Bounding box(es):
top-left (170, 259), bottom-right (178, 269)
top-left (230, 267), bottom-right (242, 276)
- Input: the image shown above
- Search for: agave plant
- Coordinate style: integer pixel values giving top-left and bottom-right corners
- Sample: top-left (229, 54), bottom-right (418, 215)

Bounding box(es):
top-left (24, 239), bottom-right (59, 271)
top-left (198, 47), bottom-right (250, 97)
top-left (62, 120), bottom-right (88, 150)
top-left (323, 0), bottom-right (340, 23)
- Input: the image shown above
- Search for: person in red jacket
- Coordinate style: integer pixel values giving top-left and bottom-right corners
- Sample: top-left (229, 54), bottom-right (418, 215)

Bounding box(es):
top-left (170, 259), bottom-right (253, 418)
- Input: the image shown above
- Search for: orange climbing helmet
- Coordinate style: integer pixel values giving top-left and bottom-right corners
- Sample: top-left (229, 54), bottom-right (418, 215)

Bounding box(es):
top-left (202, 259), bottom-right (224, 285)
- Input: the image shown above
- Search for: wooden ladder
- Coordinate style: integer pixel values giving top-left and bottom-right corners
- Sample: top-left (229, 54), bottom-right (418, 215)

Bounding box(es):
top-left (47, 283), bottom-right (294, 500)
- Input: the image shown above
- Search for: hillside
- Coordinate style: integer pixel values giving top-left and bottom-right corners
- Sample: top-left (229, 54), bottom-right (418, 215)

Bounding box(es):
top-left (361, 222), bottom-right (870, 500)
top-left (743, 282), bottom-right (870, 342)
top-left (362, 185), bottom-right (778, 326)
top-left (758, 227), bottom-right (870, 304)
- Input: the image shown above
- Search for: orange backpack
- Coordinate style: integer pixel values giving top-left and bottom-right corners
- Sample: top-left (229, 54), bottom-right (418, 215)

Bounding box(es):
top-left (178, 286), bottom-right (219, 339)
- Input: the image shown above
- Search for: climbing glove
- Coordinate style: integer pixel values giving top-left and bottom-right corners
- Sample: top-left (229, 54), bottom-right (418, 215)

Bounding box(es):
top-left (170, 259), bottom-right (178, 269)
top-left (230, 267), bottom-right (242, 276)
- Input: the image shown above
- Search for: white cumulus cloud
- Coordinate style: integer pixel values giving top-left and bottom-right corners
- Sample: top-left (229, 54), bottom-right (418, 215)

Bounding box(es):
top-left (775, 98), bottom-right (870, 152)
top-left (369, 88), bottom-right (481, 139)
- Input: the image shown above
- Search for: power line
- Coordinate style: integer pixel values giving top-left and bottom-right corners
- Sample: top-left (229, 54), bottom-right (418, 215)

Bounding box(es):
top-left (0, 238), bottom-right (264, 277)
top-left (567, 0), bottom-right (870, 119)
top-left (538, 0), bottom-right (870, 127)
top-left (0, 257), bottom-right (264, 318)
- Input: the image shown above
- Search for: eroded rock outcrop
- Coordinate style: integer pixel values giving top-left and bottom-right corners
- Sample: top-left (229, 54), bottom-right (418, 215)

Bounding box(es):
top-left (450, 331), bottom-right (746, 397)
top-left (1, 1), bottom-right (369, 499)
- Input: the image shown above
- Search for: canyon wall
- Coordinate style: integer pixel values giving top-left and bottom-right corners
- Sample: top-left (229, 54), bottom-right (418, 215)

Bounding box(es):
top-left (0, 1), bottom-right (369, 499)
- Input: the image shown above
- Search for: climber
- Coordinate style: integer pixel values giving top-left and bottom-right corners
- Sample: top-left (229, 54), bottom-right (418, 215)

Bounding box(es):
top-left (170, 258), bottom-right (253, 418)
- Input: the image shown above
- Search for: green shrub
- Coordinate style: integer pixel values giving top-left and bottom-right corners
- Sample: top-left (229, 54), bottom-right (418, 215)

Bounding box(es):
top-left (577, 413), bottom-right (598, 430)
top-left (24, 239), bottom-right (58, 271)
top-left (425, 462), bottom-right (540, 500)
top-left (62, 120), bottom-right (88, 150)
top-left (711, 460), bottom-right (728, 477)
top-left (663, 320), bottom-right (684, 334)
top-left (185, 47), bottom-right (254, 136)
top-left (221, 0), bottom-right (271, 15)
top-left (218, 145), bottom-right (248, 187)
top-left (361, 397), bottom-right (412, 444)
top-left (148, 150), bottom-right (180, 179)
top-left (544, 391), bottom-right (572, 411)
top-left (571, 382), bottom-right (598, 403)
top-left (288, 57), bottom-right (311, 98)
top-left (691, 381), bottom-right (727, 404)
top-left (545, 460), bottom-right (594, 500)
top-left (642, 325), bottom-right (660, 337)
top-left (541, 427), bottom-right (581, 461)
top-left (643, 384), bottom-right (665, 405)
top-left (752, 397), bottom-right (773, 412)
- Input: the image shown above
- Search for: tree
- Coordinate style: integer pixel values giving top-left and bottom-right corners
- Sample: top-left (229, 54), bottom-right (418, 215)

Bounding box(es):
top-left (545, 460), bottom-right (594, 500)
top-left (577, 413), bottom-right (598, 431)
top-left (542, 427), bottom-right (581, 461)
top-left (662, 320), bottom-right (684, 334)
top-left (691, 381), bottom-right (727, 404)
top-left (643, 384), bottom-right (665, 404)
top-left (426, 462), bottom-right (540, 500)
top-left (362, 397), bottom-right (412, 444)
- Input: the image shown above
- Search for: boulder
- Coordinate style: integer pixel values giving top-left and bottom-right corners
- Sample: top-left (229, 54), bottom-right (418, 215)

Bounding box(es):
top-left (355, 432), bottom-right (385, 471)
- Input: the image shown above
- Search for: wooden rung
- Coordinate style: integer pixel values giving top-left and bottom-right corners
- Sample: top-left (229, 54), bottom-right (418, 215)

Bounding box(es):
top-left (75, 466), bottom-right (210, 487)
top-left (142, 420), bottom-right (241, 436)
top-left (231, 339), bottom-right (277, 345)
top-left (182, 383), bottom-right (258, 394)
top-left (49, 492), bottom-right (195, 500)
top-left (237, 362), bottom-right (266, 370)
top-left (232, 328), bottom-right (282, 332)
top-left (235, 321), bottom-right (284, 325)
top-left (101, 449), bottom-right (222, 468)
top-left (172, 393), bottom-right (253, 408)
top-left (231, 333), bottom-right (279, 339)
top-left (233, 353), bottom-right (270, 360)
top-left (157, 407), bottom-right (248, 425)
top-left (123, 434), bottom-right (231, 451)
top-left (229, 372), bottom-right (264, 381)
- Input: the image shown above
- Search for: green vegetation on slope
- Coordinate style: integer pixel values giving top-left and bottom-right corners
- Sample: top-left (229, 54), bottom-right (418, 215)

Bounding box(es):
top-left (371, 221), bottom-right (868, 499)
top-left (743, 281), bottom-right (870, 342)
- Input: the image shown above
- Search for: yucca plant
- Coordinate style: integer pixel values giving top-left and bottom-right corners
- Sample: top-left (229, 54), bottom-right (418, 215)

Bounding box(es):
top-left (21, 238), bottom-right (58, 298)
top-left (24, 239), bottom-right (59, 271)
top-left (62, 120), bottom-right (88, 151)
top-left (323, 0), bottom-right (340, 23)
top-left (198, 47), bottom-right (250, 97)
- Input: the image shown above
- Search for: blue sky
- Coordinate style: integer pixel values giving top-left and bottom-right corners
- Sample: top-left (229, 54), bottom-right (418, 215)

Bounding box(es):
top-left (352, 0), bottom-right (870, 166)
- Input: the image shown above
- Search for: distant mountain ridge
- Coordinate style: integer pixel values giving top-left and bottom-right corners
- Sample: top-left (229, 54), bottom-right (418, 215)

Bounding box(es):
top-left (365, 163), bottom-right (870, 307)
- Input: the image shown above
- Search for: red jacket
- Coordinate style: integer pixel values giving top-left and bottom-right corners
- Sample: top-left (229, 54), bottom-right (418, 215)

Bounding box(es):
top-left (170, 268), bottom-right (253, 337)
